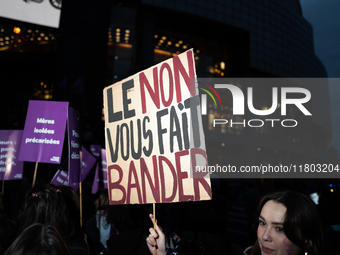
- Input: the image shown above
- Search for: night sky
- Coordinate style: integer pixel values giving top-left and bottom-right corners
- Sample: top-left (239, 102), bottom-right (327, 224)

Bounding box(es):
top-left (300, 0), bottom-right (340, 155)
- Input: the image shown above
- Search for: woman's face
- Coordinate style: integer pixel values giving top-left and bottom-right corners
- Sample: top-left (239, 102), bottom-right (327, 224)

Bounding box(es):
top-left (257, 200), bottom-right (302, 255)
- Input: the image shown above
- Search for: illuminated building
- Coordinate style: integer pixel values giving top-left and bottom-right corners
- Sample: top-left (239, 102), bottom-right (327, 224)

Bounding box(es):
top-left (0, 0), bottom-right (332, 167)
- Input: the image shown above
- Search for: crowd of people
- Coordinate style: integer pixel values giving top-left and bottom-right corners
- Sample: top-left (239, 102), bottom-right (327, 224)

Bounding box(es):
top-left (0, 182), bottom-right (336, 255)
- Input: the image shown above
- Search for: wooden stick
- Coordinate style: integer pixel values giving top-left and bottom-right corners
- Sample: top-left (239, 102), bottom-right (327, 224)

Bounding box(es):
top-left (1, 179), bottom-right (4, 195)
top-left (79, 182), bottom-right (83, 228)
top-left (32, 162), bottom-right (38, 187)
top-left (153, 203), bottom-right (156, 255)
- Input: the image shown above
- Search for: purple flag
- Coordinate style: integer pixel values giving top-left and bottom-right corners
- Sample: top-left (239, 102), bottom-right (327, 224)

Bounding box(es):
top-left (0, 130), bottom-right (24, 180)
top-left (91, 147), bottom-right (108, 194)
top-left (91, 164), bottom-right (100, 194)
top-left (68, 107), bottom-right (81, 184)
top-left (51, 146), bottom-right (97, 191)
top-left (18, 100), bottom-right (68, 164)
top-left (90, 145), bottom-right (103, 194)
top-left (90, 145), bottom-right (101, 158)
top-left (51, 170), bottom-right (78, 190)
top-left (81, 146), bottom-right (96, 182)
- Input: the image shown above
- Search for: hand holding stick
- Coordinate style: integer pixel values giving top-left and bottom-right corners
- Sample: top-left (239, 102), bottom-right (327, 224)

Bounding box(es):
top-left (146, 214), bottom-right (166, 255)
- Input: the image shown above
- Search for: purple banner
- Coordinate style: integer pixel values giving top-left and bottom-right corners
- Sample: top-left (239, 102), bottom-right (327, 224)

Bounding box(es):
top-left (91, 148), bottom-right (108, 194)
top-left (0, 130), bottom-right (24, 180)
top-left (90, 144), bottom-right (101, 159)
top-left (91, 164), bottom-right (100, 194)
top-left (51, 146), bottom-right (97, 191)
top-left (90, 145), bottom-right (106, 194)
top-left (81, 146), bottom-right (96, 182)
top-left (90, 145), bottom-right (101, 194)
top-left (18, 100), bottom-right (68, 164)
top-left (50, 170), bottom-right (78, 190)
top-left (68, 107), bottom-right (81, 184)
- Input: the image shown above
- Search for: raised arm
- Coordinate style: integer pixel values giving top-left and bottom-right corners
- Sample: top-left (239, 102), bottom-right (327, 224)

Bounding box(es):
top-left (146, 214), bottom-right (167, 255)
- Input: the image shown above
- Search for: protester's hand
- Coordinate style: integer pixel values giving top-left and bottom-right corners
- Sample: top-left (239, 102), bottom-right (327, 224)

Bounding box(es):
top-left (146, 214), bottom-right (166, 255)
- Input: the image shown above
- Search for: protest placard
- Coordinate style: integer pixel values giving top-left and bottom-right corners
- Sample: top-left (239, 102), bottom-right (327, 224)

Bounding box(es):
top-left (91, 145), bottom-right (101, 194)
top-left (18, 100), bottom-right (68, 164)
top-left (90, 145), bottom-right (101, 158)
top-left (91, 146), bottom-right (108, 194)
top-left (51, 170), bottom-right (78, 190)
top-left (51, 146), bottom-right (97, 191)
top-left (68, 107), bottom-right (81, 185)
top-left (103, 49), bottom-right (211, 205)
top-left (81, 146), bottom-right (97, 182)
top-left (0, 130), bottom-right (24, 181)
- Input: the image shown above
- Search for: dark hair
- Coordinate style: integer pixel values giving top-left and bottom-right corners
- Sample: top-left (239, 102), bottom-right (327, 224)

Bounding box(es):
top-left (250, 190), bottom-right (324, 255)
top-left (4, 223), bottom-right (73, 255)
top-left (57, 185), bottom-right (80, 209)
top-left (95, 189), bottom-right (109, 215)
top-left (15, 184), bottom-right (80, 241)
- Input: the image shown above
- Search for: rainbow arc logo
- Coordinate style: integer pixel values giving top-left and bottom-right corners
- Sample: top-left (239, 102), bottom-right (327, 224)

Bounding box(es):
top-left (197, 82), bottom-right (223, 115)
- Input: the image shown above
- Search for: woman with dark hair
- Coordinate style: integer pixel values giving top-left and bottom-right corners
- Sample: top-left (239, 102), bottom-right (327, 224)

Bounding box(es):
top-left (4, 223), bottom-right (73, 255)
top-left (248, 190), bottom-right (325, 255)
top-left (14, 184), bottom-right (90, 255)
top-left (146, 190), bottom-right (325, 255)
